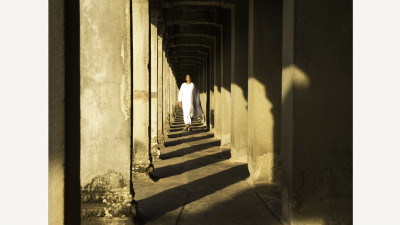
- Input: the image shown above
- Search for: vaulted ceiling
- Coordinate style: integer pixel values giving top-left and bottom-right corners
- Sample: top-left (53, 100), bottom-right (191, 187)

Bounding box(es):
top-left (150, 0), bottom-right (234, 82)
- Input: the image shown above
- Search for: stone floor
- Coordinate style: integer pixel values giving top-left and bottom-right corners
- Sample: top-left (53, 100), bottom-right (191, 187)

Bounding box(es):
top-left (132, 110), bottom-right (282, 225)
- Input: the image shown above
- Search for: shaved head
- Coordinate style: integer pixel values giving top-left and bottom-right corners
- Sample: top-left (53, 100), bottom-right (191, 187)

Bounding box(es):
top-left (185, 74), bottom-right (191, 83)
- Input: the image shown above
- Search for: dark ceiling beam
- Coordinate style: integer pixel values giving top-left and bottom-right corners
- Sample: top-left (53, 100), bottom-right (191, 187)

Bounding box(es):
top-left (162, 1), bottom-right (235, 8)
top-left (171, 57), bottom-right (204, 63)
top-left (173, 55), bottom-right (205, 60)
top-left (163, 24), bottom-right (221, 38)
top-left (167, 44), bottom-right (211, 48)
top-left (165, 21), bottom-right (220, 26)
top-left (172, 56), bottom-right (206, 61)
top-left (166, 33), bottom-right (216, 39)
top-left (165, 45), bottom-right (210, 59)
top-left (166, 39), bottom-right (213, 48)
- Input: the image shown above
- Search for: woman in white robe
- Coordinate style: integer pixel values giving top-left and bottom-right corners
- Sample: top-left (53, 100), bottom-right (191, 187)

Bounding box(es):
top-left (178, 74), bottom-right (203, 131)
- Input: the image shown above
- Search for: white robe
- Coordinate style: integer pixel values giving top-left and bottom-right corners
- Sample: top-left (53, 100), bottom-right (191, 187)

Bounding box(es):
top-left (178, 82), bottom-right (203, 125)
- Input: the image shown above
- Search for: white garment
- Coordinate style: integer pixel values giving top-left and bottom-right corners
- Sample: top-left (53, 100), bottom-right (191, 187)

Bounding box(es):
top-left (178, 82), bottom-right (203, 125)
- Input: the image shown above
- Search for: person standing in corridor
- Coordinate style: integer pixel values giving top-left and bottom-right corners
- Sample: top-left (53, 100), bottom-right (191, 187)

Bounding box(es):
top-left (178, 74), bottom-right (203, 131)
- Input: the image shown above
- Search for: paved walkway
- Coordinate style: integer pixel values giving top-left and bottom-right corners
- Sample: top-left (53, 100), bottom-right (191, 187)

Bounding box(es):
top-left (133, 109), bottom-right (281, 225)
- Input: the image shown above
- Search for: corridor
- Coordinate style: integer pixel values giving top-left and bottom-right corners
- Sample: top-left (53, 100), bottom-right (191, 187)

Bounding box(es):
top-left (133, 108), bottom-right (281, 224)
top-left (49, 0), bottom-right (353, 224)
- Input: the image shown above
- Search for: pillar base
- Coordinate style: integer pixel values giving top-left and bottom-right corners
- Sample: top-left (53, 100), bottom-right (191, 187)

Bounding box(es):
top-left (132, 165), bottom-right (159, 183)
top-left (132, 163), bottom-right (153, 174)
top-left (80, 170), bottom-right (136, 220)
top-left (150, 147), bottom-right (160, 161)
top-left (230, 146), bottom-right (248, 163)
top-left (81, 197), bottom-right (136, 218)
top-left (81, 216), bottom-right (135, 225)
top-left (220, 143), bottom-right (231, 151)
top-left (150, 140), bottom-right (160, 161)
top-left (163, 129), bottom-right (169, 139)
top-left (157, 137), bottom-right (165, 147)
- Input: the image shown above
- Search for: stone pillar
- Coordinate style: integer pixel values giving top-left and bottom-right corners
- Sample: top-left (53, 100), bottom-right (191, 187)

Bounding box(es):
top-left (207, 51), bottom-right (212, 130)
top-left (201, 59), bottom-right (204, 123)
top-left (199, 62), bottom-right (205, 123)
top-left (174, 76), bottom-right (176, 116)
top-left (132, 0), bottom-right (151, 175)
top-left (163, 58), bottom-right (170, 132)
top-left (213, 27), bottom-right (223, 138)
top-left (170, 72), bottom-right (174, 121)
top-left (172, 68), bottom-right (175, 120)
top-left (221, 9), bottom-right (232, 149)
top-left (150, 22), bottom-right (159, 160)
top-left (49, 0), bottom-right (67, 222)
top-left (157, 35), bottom-right (164, 146)
top-left (281, 0), bottom-right (352, 224)
top-left (172, 69), bottom-right (175, 118)
top-left (162, 51), bottom-right (168, 134)
top-left (203, 57), bottom-right (208, 125)
top-left (247, 0), bottom-right (282, 183)
top-left (210, 38), bottom-right (216, 131)
top-left (80, 0), bottom-right (134, 218)
top-left (168, 67), bottom-right (173, 123)
top-left (231, 0), bottom-right (249, 162)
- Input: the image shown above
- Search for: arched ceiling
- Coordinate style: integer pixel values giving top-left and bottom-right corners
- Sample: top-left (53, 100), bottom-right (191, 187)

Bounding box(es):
top-left (150, 0), bottom-right (233, 82)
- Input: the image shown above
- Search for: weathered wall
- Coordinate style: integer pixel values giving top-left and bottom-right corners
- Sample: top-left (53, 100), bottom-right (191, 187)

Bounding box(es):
top-left (163, 50), bottom-right (168, 133)
top-left (49, 0), bottom-right (65, 223)
top-left (230, 0), bottom-right (249, 162)
top-left (213, 29), bottom-right (222, 138)
top-left (248, 0), bottom-right (282, 183)
top-left (210, 37), bottom-right (216, 131)
top-left (150, 23), bottom-right (159, 159)
top-left (221, 9), bottom-right (232, 148)
top-left (131, 0), bottom-right (151, 174)
top-left (80, 0), bottom-right (131, 186)
top-left (281, 0), bottom-right (352, 224)
top-left (157, 35), bottom-right (164, 145)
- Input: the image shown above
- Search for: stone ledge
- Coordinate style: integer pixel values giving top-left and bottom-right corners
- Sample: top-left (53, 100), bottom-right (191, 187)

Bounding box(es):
top-left (81, 214), bottom-right (135, 225)
top-left (81, 202), bottom-right (134, 218)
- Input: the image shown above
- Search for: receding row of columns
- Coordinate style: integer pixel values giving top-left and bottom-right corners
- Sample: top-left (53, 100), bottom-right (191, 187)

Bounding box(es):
top-left (78, 0), bottom-right (352, 223)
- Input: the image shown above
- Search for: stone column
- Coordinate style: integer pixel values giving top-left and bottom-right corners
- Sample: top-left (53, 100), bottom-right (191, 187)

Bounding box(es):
top-left (201, 58), bottom-right (204, 123)
top-left (174, 76), bottom-right (176, 116)
top-left (171, 68), bottom-right (175, 122)
top-left (162, 51), bottom-right (168, 134)
top-left (203, 58), bottom-right (207, 125)
top-left (171, 68), bottom-right (175, 120)
top-left (199, 62), bottom-right (204, 122)
top-left (210, 38), bottom-right (216, 131)
top-left (206, 51), bottom-right (212, 130)
top-left (49, 0), bottom-right (67, 222)
top-left (231, 0), bottom-right (249, 162)
top-left (247, 0), bottom-right (282, 183)
top-left (132, 0), bottom-right (151, 175)
top-left (281, 0), bottom-right (352, 224)
top-left (80, 0), bottom-right (134, 218)
top-left (150, 22), bottom-right (159, 160)
top-left (213, 27), bottom-right (222, 138)
top-left (221, 9), bottom-right (232, 149)
top-left (170, 72), bottom-right (174, 121)
top-left (157, 35), bottom-right (164, 146)
top-left (168, 67), bottom-right (173, 124)
top-left (163, 58), bottom-right (170, 132)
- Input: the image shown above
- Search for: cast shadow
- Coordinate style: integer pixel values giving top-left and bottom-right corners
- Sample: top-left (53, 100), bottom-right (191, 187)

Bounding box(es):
top-left (160, 140), bottom-right (221, 160)
top-left (135, 164), bottom-right (249, 224)
top-left (153, 150), bottom-right (231, 179)
top-left (167, 129), bottom-right (208, 138)
top-left (164, 133), bottom-right (214, 147)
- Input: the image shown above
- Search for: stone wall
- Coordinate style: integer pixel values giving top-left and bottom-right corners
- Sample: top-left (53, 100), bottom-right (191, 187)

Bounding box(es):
top-left (80, 0), bottom-right (131, 191)
top-left (49, 0), bottom-right (65, 223)
top-left (281, 0), bottom-right (353, 224)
